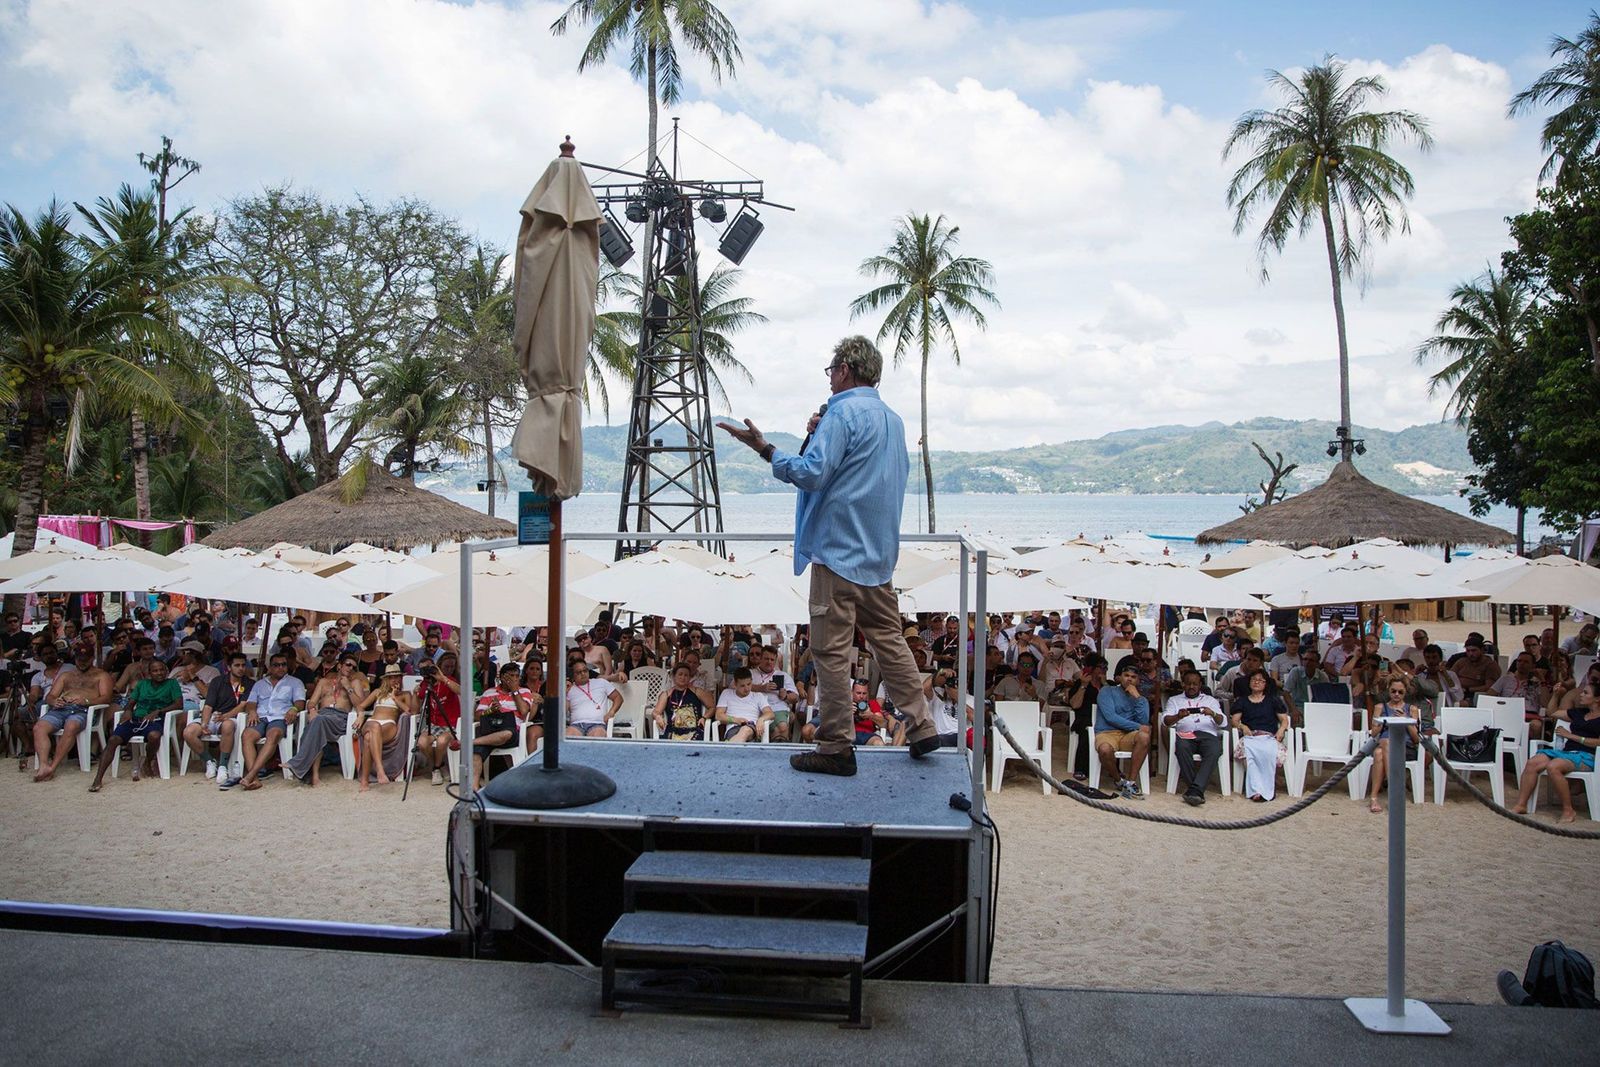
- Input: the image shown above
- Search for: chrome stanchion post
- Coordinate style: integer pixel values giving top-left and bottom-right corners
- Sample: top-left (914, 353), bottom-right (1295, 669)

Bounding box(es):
top-left (1345, 715), bottom-right (1450, 1035)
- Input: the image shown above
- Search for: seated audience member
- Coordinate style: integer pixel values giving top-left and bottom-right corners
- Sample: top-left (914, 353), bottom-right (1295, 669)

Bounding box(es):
top-left (1208, 627), bottom-right (1242, 669)
top-left (1511, 691), bottom-right (1600, 823)
top-left (1319, 612), bottom-right (1346, 645)
top-left (31, 646), bottom-right (112, 782)
top-left (406, 626), bottom-right (446, 672)
top-left (615, 640), bottom-right (656, 681)
top-left (924, 669), bottom-right (964, 747)
top-left (994, 651), bottom-right (1048, 706)
top-left (566, 658), bottom-right (620, 738)
top-left (1491, 651), bottom-right (1548, 736)
top-left (1133, 647), bottom-right (1175, 706)
top-left (1113, 632), bottom-right (1154, 676)
top-left (182, 652), bottom-right (254, 783)
top-left (1408, 628), bottom-right (1431, 657)
top-left (1094, 663), bottom-right (1151, 799)
top-left (1106, 617), bottom-right (1137, 652)
top-left (90, 656), bottom-right (182, 790)
top-left (930, 616), bottom-right (963, 672)
top-left (283, 652), bottom-right (369, 786)
top-left (1064, 618), bottom-right (1096, 655)
top-left (1548, 660), bottom-right (1600, 720)
top-left (170, 641), bottom-right (219, 706)
top-left (1364, 679), bottom-right (1422, 814)
top-left (750, 645), bottom-right (799, 738)
top-left (1452, 636), bottom-right (1502, 698)
top-left (350, 663), bottom-right (411, 791)
top-left (1268, 632), bottom-right (1302, 682)
top-left (846, 679), bottom-right (887, 747)
top-left (114, 637), bottom-right (160, 695)
top-left (1230, 668), bottom-right (1289, 803)
top-left (1164, 670), bottom-right (1226, 806)
top-left (470, 663), bottom-right (532, 787)
top-left (19, 641), bottom-right (68, 755)
top-left (682, 649), bottom-right (718, 695)
top-left (413, 651), bottom-right (464, 785)
top-left (1415, 644), bottom-right (1465, 707)
top-left (1560, 622), bottom-right (1598, 658)
top-left (573, 627), bottom-right (614, 679)
top-left (223, 654), bottom-right (307, 792)
top-left (371, 640), bottom-right (412, 685)
top-left (355, 627), bottom-right (383, 677)
top-left (152, 624), bottom-right (182, 664)
top-left (1361, 609), bottom-right (1395, 643)
top-left (1199, 615), bottom-right (1229, 662)
top-left (1323, 626), bottom-right (1361, 675)
top-left (1040, 637), bottom-right (1080, 695)
top-left (1061, 656), bottom-right (1105, 778)
top-left (716, 667), bottom-right (774, 743)
top-left (653, 663), bottom-right (712, 740)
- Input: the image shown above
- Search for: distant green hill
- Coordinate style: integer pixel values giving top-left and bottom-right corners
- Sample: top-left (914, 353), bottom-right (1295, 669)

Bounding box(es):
top-left (423, 417), bottom-right (1474, 497)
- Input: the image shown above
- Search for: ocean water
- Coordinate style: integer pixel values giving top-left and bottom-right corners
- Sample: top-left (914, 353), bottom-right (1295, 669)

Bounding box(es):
top-left (451, 490), bottom-right (1551, 562)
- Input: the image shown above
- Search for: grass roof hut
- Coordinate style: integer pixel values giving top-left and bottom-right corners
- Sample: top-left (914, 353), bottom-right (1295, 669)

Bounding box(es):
top-left (202, 467), bottom-right (515, 553)
top-left (1195, 461), bottom-right (1513, 553)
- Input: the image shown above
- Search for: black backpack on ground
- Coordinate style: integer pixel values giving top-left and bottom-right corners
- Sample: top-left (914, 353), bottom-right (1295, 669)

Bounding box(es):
top-left (1498, 941), bottom-right (1598, 1009)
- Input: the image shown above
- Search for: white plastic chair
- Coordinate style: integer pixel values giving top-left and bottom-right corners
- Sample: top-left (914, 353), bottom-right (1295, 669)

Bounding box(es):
top-left (605, 680), bottom-right (648, 739)
top-left (990, 700), bottom-right (1051, 795)
top-left (1524, 736), bottom-right (1600, 821)
top-left (1431, 706), bottom-right (1503, 806)
top-left (1085, 707), bottom-right (1151, 795)
top-left (1476, 695), bottom-right (1531, 779)
top-left (30, 702), bottom-right (110, 774)
top-left (1164, 725), bottom-right (1231, 797)
top-left (1177, 619), bottom-right (1210, 637)
top-left (1350, 725), bottom-right (1425, 804)
top-left (1289, 703), bottom-right (1363, 798)
top-left (110, 706), bottom-right (183, 780)
top-left (1230, 727), bottom-right (1299, 797)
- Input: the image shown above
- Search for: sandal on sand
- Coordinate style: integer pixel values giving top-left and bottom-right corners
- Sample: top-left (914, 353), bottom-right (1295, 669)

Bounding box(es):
top-left (1369, 801), bottom-right (1382, 813)
top-left (88, 782), bottom-right (102, 793)
top-left (242, 779), bottom-right (262, 791)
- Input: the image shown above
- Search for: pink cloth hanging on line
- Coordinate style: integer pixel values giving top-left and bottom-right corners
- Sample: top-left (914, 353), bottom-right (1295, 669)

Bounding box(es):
top-left (37, 515), bottom-right (101, 546)
top-left (111, 519), bottom-right (185, 532)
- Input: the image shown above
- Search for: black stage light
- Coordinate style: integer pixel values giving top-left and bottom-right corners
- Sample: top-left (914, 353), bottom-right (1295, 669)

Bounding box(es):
top-left (1326, 443), bottom-right (1339, 458)
top-left (698, 197), bottom-right (727, 224)
top-left (624, 199), bottom-right (650, 224)
top-left (718, 206), bottom-right (764, 265)
top-left (1354, 441), bottom-right (1367, 456)
top-left (644, 182), bottom-right (679, 212)
top-left (598, 214), bottom-right (635, 268)
top-left (662, 227), bottom-right (688, 276)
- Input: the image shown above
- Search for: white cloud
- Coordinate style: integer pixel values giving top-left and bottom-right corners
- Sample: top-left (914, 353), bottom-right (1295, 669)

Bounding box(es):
top-left (0, 4), bottom-right (1554, 455)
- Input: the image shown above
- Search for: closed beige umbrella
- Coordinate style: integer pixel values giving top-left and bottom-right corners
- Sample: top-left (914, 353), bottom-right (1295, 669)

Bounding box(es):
top-left (510, 137), bottom-right (602, 500)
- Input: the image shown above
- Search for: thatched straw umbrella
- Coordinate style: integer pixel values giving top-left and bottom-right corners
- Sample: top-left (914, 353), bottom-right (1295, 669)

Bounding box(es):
top-left (1197, 461), bottom-right (1513, 641)
top-left (1195, 461), bottom-right (1512, 552)
top-left (201, 467), bottom-right (514, 553)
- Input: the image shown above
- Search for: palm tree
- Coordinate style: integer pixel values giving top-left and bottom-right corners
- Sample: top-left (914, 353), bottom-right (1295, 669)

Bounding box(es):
top-left (338, 350), bottom-right (478, 479)
top-left (75, 184), bottom-right (207, 528)
top-left (1510, 12), bottom-right (1600, 184)
top-left (0, 201), bottom-right (189, 611)
top-left (551, 0), bottom-right (741, 169)
top-left (436, 245), bottom-right (520, 514)
top-left (606, 254), bottom-right (760, 409)
top-left (1414, 267), bottom-right (1536, 422)
top-left (1224, 57), bottom-right (1432, 458)
top-left (849, 214), bottom-right (998, 533)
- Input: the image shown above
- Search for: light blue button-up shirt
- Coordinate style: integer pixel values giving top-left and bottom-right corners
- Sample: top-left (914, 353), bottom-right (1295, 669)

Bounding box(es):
top-left (769, 386), bottom-right (908, 587)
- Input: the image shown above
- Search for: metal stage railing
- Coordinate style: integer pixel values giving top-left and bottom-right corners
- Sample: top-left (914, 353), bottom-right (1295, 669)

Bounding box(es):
top-left (452, 530), bottom-right (994, 982)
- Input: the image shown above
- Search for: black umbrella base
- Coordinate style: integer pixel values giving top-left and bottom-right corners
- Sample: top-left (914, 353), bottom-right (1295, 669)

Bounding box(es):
top-left (480, 761), bottom-right (618, 809)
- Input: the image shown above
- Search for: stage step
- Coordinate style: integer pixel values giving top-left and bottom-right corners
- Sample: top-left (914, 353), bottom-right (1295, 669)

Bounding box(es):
top-left (604, 910), bottom-right (868, 966)
top-left (624, 850), bottom-right (870, 902)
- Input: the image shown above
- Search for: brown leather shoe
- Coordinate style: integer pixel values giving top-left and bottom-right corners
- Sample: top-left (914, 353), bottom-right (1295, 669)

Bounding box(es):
top-left (789, 749), bottom-right (857, 776)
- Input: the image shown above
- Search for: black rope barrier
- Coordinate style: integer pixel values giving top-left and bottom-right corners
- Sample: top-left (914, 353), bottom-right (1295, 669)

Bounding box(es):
top-left (1420, 736), bottom-right (1600, 841)
top-left (991, 716), bottom-right (1376, 830)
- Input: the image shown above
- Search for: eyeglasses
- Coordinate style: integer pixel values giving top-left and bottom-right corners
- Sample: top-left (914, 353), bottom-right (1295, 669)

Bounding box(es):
top-left (824, 362), bottom-right (845, 376)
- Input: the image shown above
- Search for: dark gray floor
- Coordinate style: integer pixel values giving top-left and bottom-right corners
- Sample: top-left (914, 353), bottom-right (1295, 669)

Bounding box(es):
top-left (4, 929), bottom-right (1586, 1066)
top-left (479, 739), bottom-right (974, 835)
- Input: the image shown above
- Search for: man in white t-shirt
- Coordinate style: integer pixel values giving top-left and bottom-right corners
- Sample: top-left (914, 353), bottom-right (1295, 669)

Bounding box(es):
top-left (1267, 631), bottom-right (1302, 683)
top-left (565, 659), bottom-right (621, 737)
top-left (1161, 670), bottom-right (1226, 806)
top-left (750, 646), bottom-right (799, 739)
top-left (715, 667), bottom-right (774, 743)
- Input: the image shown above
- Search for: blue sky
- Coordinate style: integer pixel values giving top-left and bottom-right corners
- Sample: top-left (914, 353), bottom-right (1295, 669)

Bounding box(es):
top-left (0, 1), bottom-right (1586, 457)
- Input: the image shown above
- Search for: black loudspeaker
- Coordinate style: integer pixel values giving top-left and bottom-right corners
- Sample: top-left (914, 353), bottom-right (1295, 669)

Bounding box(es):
top-left (598, 220), bottom-right (634, 267)
top-left (718, 210), bottom-right (764, 265)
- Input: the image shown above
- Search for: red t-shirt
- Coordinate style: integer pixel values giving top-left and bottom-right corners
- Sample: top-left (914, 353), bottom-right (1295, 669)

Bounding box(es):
top-left (854, 698), bottom-right (883, 734)
top-left (419, 680), bottom-right (461, 728)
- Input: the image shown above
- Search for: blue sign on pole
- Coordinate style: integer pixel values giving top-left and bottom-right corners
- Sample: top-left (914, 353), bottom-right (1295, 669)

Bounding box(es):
top-left (518, 491), bottom-right (552, 545)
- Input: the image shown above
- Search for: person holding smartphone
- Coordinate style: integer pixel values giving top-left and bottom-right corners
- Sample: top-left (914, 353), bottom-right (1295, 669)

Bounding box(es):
top-left (1162, 670), bottom-right (1225, 806)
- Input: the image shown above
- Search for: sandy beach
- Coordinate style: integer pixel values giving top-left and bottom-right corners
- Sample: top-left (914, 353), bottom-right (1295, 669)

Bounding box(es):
top-left (3, 726), bottom-right (1592, 1006)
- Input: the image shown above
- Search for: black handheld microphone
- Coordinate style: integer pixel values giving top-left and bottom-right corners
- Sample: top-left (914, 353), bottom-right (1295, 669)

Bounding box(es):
top-left (798, 402), bottom-right (828, 454)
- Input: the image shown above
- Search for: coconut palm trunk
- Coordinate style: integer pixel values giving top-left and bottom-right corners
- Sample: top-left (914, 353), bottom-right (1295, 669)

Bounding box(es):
top-left (482, 396), bottom-right (497, 518)
top-left (4, 389), bottom-right (50, 618)
top-left (1320, 197), bottom-right (1353, 444)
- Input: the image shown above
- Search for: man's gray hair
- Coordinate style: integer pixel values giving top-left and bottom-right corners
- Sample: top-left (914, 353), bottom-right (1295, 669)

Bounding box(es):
top-left (832, 335), bottom-right (882, 386)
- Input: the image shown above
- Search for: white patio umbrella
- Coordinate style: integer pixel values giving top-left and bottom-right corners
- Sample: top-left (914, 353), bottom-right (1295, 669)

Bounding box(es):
top-left (1343, 537), bottom-right (1447, 574)
top-left (1005, 539), bottom-right (1141, 573)
top-left (324, 555), bottom-right (438, 595)
top-left (256, 541), bottom-right (342, 571)
top-left (1198, 540), bottom-right (1292, 577)
top-left (739, 547), bottom-right (811, 601)
top-left (1443, 548), bottom-right (1531, 584)
top-left (1033, 558), bottom-right (1269, 610)
top-left (101, 542), bottom-right (186, 571)
top-left (1259, 561), bottom-right (1477, 609)
top-left (170, 543), bottom-right (226, 561)
top-left (168, 557), bottom-right (372, 614)
top-left (0, 536), bottom-right (108, 579)
top-left (372, 555), bottom-right (600, 629)
top-left (1220, 546), bottom-right (1340, 595)
top-left (1465, 556), bottom-right (1600, 607)
top-left (900, 567), bottom-right (1088, 614)
top-left (0, 556), bottom-right (177, 595)
top-left (571, 553), bottom-right (810, 624)
top-left (333, 541), bottom-right (410, 562)
top-left (416, 541), bottom-right (607, 581)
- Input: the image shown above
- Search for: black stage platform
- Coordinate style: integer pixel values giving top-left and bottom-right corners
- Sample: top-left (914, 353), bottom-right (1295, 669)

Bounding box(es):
top-left (460, 739), bottom-right (990, 984)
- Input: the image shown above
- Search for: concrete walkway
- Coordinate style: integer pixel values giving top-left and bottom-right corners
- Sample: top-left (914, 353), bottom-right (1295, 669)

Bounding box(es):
top-left (3, 929), bottom-right (1582, 1065)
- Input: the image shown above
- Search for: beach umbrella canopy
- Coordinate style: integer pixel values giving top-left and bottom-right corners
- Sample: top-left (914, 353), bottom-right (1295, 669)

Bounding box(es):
top-left (168, 557), bottom-right (372, 614)
top-left (324, 555), bottom-right (439, 595)
top-left (1442, 549), bottom-right (1531, 585)
top-left (333, 541), bottom-right (410, 562)
top-left (1195, 460), bottom-right (1513, 549)
top-left (101, 542), bottom-right (186, 572)
top-left (0, 536), bottom-right (107, 579)
top-left (416, 543), bottom-right (607, 582)
top-left (1034, 558), bottom-right (1268, 610)
top-left (201, 467), bottom-right (513, 553)
top-left (1007, 539), bottom-right (1142, 572)
top-left (170, 543), bottom-right (227, 561)
top-left (372, 554), bottom-right (599, 629)
top-left (1342, 537), bottom-right (1446, 573)
top-left (0, 556), bottom-right (176, 595)
top-left (509, 138), bottom-right (601, 501)
top-left (900, 567), bottom-right (1087, 614)
top-left (571, 553), bottom-right (810, 624)
top-left (256, 542), bottom-right (342, 571)
top-left (1259, 560), bottom-right (1477, 608)
top-left (740, 547), bottom-right (811, 600)
top-left (1464, 556), bottom-right (1600, 606)
top-left (1199, 540), bottom-right (1292, 577)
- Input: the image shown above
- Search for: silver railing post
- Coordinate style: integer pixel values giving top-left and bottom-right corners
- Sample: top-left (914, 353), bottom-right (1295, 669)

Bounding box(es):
top-left (1344, 716), bottom-right (1450, 1035)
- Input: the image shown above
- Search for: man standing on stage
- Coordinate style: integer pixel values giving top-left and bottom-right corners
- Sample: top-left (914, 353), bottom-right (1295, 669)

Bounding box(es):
top-left (721, 336), bottom-right (939, 776)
